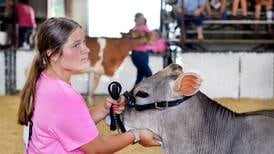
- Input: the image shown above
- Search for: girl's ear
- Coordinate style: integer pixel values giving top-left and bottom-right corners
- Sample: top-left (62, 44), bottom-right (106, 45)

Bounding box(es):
top-left (174, 72), bottom-right (203, 96)
top-left (46, 49), bottom-right (58, 63)
top-left (46, 49), bottom-right (53, 57)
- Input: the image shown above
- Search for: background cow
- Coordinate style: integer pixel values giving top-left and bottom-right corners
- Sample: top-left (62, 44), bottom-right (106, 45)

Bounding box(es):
top-left (82, 30), bottom-right (153, 102)
top-left (122, 64), bottom-right (274, 154)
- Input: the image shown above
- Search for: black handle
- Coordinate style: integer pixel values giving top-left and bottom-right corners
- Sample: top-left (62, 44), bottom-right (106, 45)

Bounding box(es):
top-left (108, 81), bottom-right (122, 100)
top-left (108, 81), bottom-right (126, 133)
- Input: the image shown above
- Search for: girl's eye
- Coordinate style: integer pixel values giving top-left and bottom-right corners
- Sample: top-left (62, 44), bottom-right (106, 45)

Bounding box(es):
top-left (73, 43), bottom-right (80, 48)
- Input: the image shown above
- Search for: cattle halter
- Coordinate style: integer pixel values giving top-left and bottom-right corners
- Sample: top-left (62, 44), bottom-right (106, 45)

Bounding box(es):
top-left (107, 81), bottom-right (193, 133)
top-left (123, 91), bottom-right (192, 111)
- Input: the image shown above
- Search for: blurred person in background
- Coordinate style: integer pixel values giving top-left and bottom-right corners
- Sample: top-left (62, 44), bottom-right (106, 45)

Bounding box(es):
top-left (255, 0), bottom-right (273, 21)
top-left (205, 0), bottom-right (228, 20)
top-left (130, 13), bottom-right (153, 85)
top-left (16, 0), bottom-right (36, 48)
top-left (231, 0), bottom-right (248, 19)
top-left (149, 29), bottom-right (167, 54)
top-left (174, 0), bottom-right (206, 40)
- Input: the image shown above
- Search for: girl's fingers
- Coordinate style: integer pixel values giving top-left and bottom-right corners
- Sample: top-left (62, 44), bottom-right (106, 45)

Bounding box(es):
top-left (106, 96), bottom-right (126, 105)
top-left (106, 97), bottom-right (117, 103)
top-left (113, 106), bottom-right (125, 114)
top-left (113, 106), bottom-right (125, 111)
top-left (118, 96), bottom-right (126, 105)
top-left (106, 96), bottom-right (126, 113)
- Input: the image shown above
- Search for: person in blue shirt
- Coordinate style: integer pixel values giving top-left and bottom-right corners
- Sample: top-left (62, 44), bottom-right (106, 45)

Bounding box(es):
top-left (174, 0), bottom-right (206, 40)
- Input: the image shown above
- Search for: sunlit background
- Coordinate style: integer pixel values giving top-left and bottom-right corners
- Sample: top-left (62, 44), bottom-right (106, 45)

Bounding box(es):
top-left (46, 0), bottom-right (161, 37)
top-left (88, 0), bottom-right (161, 37)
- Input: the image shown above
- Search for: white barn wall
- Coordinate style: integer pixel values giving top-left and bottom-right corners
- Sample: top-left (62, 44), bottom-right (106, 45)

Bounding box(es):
top-left (176, 53), bottom-right (240, 98)
top-left (69, 0), bottom-right (89, 34)
top-left (93, 57), bottom-right (137, 94)
top-left (16, 51), bottom-right (35, 90)
top-left (71, 73), bottom-right (90, 94)
top-left (240, 53), bottom-right (274, 98)
top-left (15, 51), bottom-right (274, 98)
top-left (15, 52), bottom-right (163, 95)
top-left (0, 52), bottom-right (5, 95)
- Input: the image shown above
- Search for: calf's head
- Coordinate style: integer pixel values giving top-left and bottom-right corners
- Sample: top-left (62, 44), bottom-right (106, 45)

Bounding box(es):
top-left (122, 63), bottom-right (202, 133)
top-left (133, 63), bottom-right (183, 105)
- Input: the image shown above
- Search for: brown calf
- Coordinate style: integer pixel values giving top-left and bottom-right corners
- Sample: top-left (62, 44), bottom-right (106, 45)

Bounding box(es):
top-left (82, 32), bottom-right (151, 100)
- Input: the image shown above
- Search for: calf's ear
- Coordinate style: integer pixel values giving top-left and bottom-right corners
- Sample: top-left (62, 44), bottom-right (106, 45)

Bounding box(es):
top-left (174, 72), bottom-right (202, 96)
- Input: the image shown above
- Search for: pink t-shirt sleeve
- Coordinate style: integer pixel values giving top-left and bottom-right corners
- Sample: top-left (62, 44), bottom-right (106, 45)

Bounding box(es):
top-left (49, 96), bottom-right (99, 152)
top-left (150, 38), bottom-right (167, 53)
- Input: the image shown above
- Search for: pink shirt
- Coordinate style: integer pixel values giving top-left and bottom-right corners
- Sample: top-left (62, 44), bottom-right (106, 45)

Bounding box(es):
top-left (16, 2), bottom-right (36, 28)
top-left (26, 72), bottom-right (99, 154)
top-left (132, 25), bottom-right (150, 52)
top-left (149, 38), bottom-right (167, 53)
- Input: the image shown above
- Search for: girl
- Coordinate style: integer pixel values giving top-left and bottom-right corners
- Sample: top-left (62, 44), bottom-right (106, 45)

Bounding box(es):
top-left (130, 13), bottom-right (153, 85)
top-left (18, 17), bottom-right (161, 154)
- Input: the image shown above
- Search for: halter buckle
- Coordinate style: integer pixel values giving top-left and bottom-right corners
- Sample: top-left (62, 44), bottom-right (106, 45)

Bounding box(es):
top-left (154, 101), bottom-right (168, 110)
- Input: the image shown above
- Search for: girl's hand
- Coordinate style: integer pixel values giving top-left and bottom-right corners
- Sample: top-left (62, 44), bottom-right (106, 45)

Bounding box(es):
top-left (139, 129), bottom-right (161, 147)
top-left (104, 96), bottom-right (126, 114)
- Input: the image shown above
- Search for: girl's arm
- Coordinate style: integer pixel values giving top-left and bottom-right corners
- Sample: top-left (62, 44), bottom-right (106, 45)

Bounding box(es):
top-left (80, 129), bottom-right (161, 154)
top-left (88, 103), bottom-right (109, 124)
top-left (89, 96), bottom-right (125, 124)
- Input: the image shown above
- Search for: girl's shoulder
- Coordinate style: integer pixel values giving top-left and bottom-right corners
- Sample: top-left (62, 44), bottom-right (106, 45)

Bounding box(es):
top-left (38, 72), bottom-right (83, 102)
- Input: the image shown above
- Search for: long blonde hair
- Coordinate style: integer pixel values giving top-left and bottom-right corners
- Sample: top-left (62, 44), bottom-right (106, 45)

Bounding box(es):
top-left (18, 17), bottom-right (81, 125)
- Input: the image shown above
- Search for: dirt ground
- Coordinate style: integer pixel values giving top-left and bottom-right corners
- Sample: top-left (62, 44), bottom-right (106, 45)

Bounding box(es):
top-left (0, 95), bottom-right (273, 154)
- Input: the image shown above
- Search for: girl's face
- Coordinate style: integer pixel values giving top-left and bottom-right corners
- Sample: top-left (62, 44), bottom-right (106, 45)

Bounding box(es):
top-left (55, 27), bottom-right (90, 73)
top-left (135, 16), bottom-right (146, 25)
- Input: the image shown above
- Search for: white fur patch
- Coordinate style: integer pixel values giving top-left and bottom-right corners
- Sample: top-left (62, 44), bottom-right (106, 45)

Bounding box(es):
top-left (170, 80), bottom-right (180, 97)
top-left (84, 38), bottom-right (106, 74)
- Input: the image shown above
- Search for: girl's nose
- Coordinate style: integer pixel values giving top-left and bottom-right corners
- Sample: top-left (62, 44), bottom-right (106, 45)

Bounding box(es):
top-left (83, 44), bottom-right (90, 53)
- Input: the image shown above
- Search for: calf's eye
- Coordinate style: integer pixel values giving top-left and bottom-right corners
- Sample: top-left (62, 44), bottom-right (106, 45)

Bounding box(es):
top-left (135, 91), bottom-right (149, 98)
top-left (170, 74), bottom-right (179, 80)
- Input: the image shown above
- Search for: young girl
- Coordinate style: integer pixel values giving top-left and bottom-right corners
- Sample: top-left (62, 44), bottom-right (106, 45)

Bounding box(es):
top-left (149, 29), bottom-right (167, 53)
top-left (130, 13), bottom-right (153, 85)
top-left (16, 0), bottom-right (36, 48)
top-left (174, 0), bottom-right (206, 40)
top-left (17, 17), bottom-right (161, 154)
